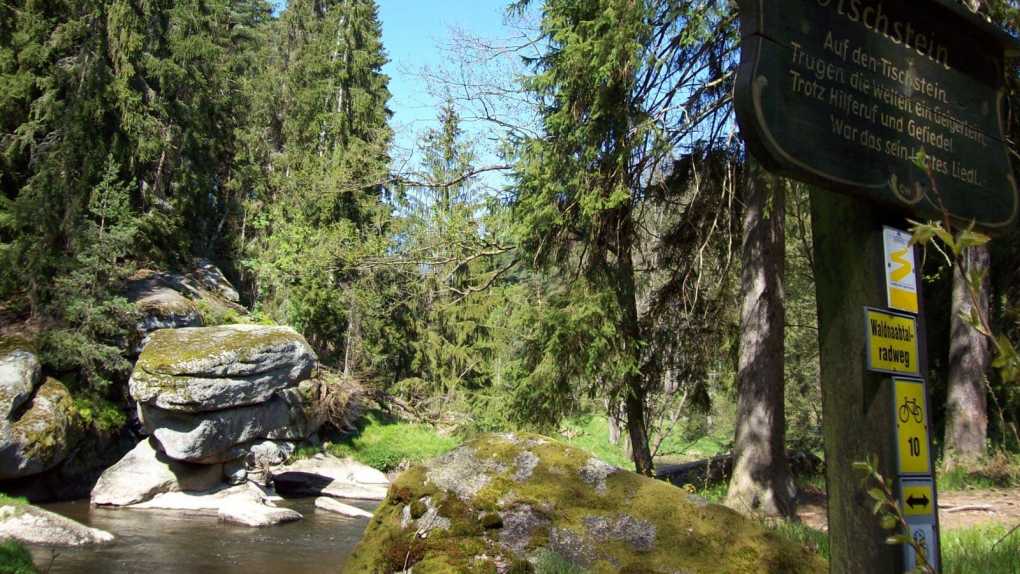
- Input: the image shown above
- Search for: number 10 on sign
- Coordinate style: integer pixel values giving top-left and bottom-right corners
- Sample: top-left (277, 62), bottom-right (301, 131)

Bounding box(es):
top-left (894, 379), bottom-right (932, 476)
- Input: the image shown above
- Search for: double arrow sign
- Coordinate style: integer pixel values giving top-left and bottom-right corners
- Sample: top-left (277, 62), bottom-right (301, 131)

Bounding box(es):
top-left (906, 493), bottom-right (930, 509)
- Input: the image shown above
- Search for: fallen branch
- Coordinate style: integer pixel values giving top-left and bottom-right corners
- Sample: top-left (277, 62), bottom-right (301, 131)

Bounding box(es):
top-left (939, 504), bottom-right (996, 514)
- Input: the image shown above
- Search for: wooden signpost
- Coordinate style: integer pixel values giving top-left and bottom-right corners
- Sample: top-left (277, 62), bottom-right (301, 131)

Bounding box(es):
top-left (735, 1), bottom-right (1020, 572)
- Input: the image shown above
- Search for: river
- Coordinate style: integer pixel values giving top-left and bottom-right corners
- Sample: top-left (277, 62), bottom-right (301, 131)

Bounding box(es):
top-left (27, 498), bottom-right (377, 573)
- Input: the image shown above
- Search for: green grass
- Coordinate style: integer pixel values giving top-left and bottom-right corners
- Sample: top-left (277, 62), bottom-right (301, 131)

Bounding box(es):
top-left (942, 524), bottom-right (1020, 574)
top-left (556, 416), bottom-right (631, 468)
top-left (556, 414), bottom-right (729, 471)
top-left (768, 521), bottom-right (830, 561)
top-left (768, 521), bottom-right (1020, 573)
top-left (326, 412), bottom-right (461, 472)
top-left (0, 540), bottom-right (37, 574)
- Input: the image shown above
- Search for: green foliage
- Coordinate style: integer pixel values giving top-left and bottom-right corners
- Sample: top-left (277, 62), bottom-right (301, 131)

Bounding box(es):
top-left (0, 540), bottom-right (36, 574)
top-left (71, 394), bottom-right (127, 433)
top-left (509, 0), bottom-right (652, 430)
top-left (39, 158), bottom-right (139, 392)
top-left (0, 494), bottom-right (28, 507)
top-left (193, 299), bottom-right (246, 327)
top-left (393, 97), bottom-right (512, 406)
top-left (854, 457), bottom-right (935, 574)
top-left (239, 0), bottom-right (396, 367)
top-left (327, 412), bottom-right (460, 472)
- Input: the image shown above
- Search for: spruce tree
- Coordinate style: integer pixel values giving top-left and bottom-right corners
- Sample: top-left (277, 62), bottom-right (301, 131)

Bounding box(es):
top-left (511, 0), bottom-right (657, 474)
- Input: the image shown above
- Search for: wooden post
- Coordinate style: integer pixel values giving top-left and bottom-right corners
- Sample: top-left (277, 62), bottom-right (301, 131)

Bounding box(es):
top-left (810, 190), bottom-right (900, 573)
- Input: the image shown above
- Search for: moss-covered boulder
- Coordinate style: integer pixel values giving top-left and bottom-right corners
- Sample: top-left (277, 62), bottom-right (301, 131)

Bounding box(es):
top-left (343, 433), bottom-right (826, 574)
top-left (0, 378), bottom-right (77, 480)
top-left (130, 325), bottom-right (316, 412)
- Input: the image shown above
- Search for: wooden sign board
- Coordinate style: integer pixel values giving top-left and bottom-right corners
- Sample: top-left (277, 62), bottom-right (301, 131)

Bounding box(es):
top-left (736, 0), bottom-right (1020, 232)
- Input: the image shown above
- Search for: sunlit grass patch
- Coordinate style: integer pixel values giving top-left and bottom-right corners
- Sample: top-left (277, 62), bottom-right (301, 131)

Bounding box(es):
top-left (942, 523), bottom-right (1020, 574)
top-left (326, 411), bottom-right (461, 472)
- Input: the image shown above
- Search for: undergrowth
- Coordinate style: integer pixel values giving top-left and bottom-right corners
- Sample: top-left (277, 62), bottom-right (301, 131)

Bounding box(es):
top-left (0, 540), bottom-right (36, 574)
top-left (938, 451), bottom-right (1020, 492)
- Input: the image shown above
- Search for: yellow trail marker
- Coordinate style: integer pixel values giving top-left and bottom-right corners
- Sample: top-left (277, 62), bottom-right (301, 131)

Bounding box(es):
top-left (900, 481), bottom-right (935, 518)
top-left (883, 227), bottom-right (919, 314)
top-left (865, 308), bottom-right (920, 376)
top-left (894, 379), bottom-right (931, 475)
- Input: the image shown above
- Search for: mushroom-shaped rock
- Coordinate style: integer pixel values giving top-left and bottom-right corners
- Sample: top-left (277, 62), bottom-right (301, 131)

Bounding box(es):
top-left (343, 433), bottom-right (827, 574)
top-left (0, 378), bottom-right (77, 480)
top-left (130, 324), bottom-right (316, 412)
top-left (91, 438), bottom-right (224, 506)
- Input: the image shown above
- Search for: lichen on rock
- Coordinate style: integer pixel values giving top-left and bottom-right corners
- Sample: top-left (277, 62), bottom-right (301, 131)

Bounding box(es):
top-left (0, 378), bottom-right (78, 481)
top-left (130, 324), bottom-right (317, 413)
top-left (342, 433), bottom-right (827, 574)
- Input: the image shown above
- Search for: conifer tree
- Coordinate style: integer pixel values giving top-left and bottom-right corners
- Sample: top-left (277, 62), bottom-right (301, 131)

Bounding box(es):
top-left (511, 0), bottom-right (657, 474)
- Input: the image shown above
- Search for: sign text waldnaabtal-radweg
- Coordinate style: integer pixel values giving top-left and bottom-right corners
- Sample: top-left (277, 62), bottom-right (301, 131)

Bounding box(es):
top-left (736, 0), bottom-right (1020, 231)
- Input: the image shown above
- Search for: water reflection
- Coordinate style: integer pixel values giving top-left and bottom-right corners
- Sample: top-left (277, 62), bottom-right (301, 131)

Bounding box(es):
top-left (29, 498), bottom-right (376, 574)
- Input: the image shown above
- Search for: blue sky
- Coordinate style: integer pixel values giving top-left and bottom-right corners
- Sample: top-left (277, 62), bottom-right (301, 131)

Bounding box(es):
top-left (378, 1), bottom-right (515, 159)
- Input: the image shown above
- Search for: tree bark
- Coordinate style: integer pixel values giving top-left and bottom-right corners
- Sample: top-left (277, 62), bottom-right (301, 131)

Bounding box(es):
top-left (615, 211), bottom-right (655, 476)
top-left (810, 190), bottom-right (900, 573)
top-left (945, 245), bottom-right (990, 465)
top-left (725, 164), bottom-right (796, 517)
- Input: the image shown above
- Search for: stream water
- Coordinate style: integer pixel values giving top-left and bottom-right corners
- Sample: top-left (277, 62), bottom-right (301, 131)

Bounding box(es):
top-left (28, 498), bottom-right (378, 573)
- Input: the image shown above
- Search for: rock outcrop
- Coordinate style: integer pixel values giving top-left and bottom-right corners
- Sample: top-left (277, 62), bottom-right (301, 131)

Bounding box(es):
top-left (343, 433), bottom-right (827, 574)
top-left (0, 337), bottom-right (40, 423)
top-left (0, 376), bottom-right (77, 481)
top-left (125, 261), bottom-right (245, 354)
top-left (130, 325), bottom-right (322, 463)
top-left (91, 438), bottom-right (224, 506)
top-left (0, 503), bottom-right (113, 546)
top-left (273, 453), bottom-right (389, 500)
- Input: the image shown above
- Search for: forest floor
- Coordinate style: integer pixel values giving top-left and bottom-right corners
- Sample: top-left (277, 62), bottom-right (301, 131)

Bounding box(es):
top-left (796, 485), bottom-right (1020, 532)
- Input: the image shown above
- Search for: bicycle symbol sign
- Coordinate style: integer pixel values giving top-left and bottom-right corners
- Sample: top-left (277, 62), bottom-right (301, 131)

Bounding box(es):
top-left (893, 379), bottom-right (931, 475)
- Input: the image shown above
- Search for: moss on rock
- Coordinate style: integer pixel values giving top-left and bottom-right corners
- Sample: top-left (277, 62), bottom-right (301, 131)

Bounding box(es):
top-left (1, 378), bottom-right (78, 480)
top-left (343, 433), bottom-right (827, 574)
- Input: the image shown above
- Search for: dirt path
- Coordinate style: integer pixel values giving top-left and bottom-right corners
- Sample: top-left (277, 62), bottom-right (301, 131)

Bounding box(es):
top-left (796, 486), bottom-right (1020, 532)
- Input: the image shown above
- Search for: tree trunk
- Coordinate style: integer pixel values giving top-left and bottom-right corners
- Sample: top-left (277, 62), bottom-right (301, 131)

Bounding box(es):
top-left (725, 164), bottom-right (796, 517)
top-left (945, 245), bottom-right (990, 465)
top-left (810, 190), bottom-right (901, 573)
top-left (615, 211), bottom-right (654, 476)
